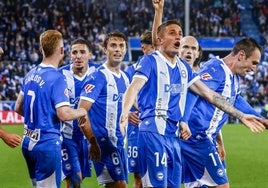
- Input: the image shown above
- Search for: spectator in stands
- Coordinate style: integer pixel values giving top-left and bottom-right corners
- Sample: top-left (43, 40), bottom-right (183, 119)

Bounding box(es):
top-left (0, 0), bottom-right (267, 115)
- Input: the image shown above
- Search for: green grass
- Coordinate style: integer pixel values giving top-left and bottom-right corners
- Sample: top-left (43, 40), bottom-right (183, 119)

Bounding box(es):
top-left (1, 124), bottom-right (268, 187)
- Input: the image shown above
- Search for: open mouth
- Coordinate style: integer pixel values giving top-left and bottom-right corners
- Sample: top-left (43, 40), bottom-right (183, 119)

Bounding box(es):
top-left (185, 55), bottom-right (192, 61)
top-left (174, 42), bottom-right (180, 48)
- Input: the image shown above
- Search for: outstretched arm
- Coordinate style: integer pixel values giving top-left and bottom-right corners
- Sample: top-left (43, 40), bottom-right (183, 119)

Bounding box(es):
top-left (190, 79), bottom-right (265, 133)
top-left (0, 126), bottom-right (22, 148)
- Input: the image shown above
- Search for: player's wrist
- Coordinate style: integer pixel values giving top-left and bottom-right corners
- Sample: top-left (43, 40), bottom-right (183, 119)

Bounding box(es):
top-left (89, 137), bottom-right (97, 144)
top-left (236, 112), bottom-right (244, 120)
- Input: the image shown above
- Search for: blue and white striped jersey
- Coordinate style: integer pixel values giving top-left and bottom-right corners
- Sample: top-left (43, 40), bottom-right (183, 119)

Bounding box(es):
top-left (133, 51), bottom-right (197, 136)
top-left (59, 61), bottom-right (99, 140)
top-left (124, 58), bottom-right (141, 142)
top-left (21, 63), bottom-right (70, 151)
top-left (187, 58), bottom-right (240, 141)
top-left (80, 64), bottom-right (129, 149)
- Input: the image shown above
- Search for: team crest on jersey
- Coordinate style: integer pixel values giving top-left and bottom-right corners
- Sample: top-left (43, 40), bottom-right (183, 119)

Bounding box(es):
top-left (84, 84), bottom-right (95, 93)
top-left (181, 70), bottom-right (187, 78)
top-left (201, 73), bottom-right (212, 80)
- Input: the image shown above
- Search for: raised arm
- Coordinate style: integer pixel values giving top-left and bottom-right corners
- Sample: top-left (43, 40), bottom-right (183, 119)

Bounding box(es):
top-left (152, 0), bottom-right (164, 49)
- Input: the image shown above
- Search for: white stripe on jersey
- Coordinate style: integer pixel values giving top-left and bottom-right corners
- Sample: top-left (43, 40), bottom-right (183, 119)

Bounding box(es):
top-left (154, 52), bottom-right (170, 135)
top-left (100, 66), bottom-right (129, 147)
top-left (205, 60), bottom-right (239, 139)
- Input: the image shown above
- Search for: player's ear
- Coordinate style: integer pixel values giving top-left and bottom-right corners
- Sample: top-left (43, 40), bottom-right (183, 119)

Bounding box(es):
top-left (60, 47), bottom-right (64, 54)
top-left (237, 50), bottom-right (246, 61)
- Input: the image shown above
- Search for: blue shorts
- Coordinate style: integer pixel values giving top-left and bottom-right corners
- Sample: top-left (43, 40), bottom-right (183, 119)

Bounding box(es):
top-left (181, 138), bottom-right (228, 187)
top-left (22, 145), bottom-right (62, 187)
top-left (138, 132), bottom-right (182, 188)
top-left (93, 146), bottom-right (128, 185)
top-left (127, 124), bottom-right (139, 173)
top-left (61, 138), bottom-right (91, 179)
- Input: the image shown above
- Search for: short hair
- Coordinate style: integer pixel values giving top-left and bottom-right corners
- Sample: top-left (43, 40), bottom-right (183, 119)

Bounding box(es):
top-left (103, 30), bottom-right (127, 48)
top-left (157, 19), bottom-right (182, 37)
top-left (232, 37), bottom-right (262, 58)
top-left (71, 38), bottom-right (92, 52)
top-left (40, 30), bottom-right (62, 57)
top-left (140, 30), bottom-right (152, 45)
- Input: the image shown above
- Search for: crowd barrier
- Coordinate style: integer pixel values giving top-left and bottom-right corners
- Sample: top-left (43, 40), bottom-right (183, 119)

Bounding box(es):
top-left (0, 101), bottom-right (23, 124)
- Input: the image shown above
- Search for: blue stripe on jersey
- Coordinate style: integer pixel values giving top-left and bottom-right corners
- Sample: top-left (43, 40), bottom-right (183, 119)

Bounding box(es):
top-left (80, 65), bottom-right (129, 149)
top-left (21, 64), bottom-right (70, 151)
top-left (124, 64), bottom-right (135, 82)
top-left (189, 58), bottom-right (240, 141)
top-left (124, 55), bottom-right (144, 82)
top-left (133, 51), bottom-right (196, 136)
top-left (58, 61), bottom-right (99, 139)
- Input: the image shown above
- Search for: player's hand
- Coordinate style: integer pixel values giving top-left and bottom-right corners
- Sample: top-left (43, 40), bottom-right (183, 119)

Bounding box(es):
top-left (179, 122), bottom-right (192, 140)
top-left (78, 115), bottom-right (88, 127)
top-left (217, 144), bottom-right (226, 161)
top-left (89, 137), bottom-right (101, 162)
top-left (128, 111), bottom-right (141, 125)
top-left (240, 114), bottom-right (265, 133)
top-left (1, 132), bottom-right (22, 148)
top-left (259, 118), bottom-right (268, 129)
top-left (152, 0), bottom-right (164, 11)
top-left (120, 113), bottom-right (128, 137)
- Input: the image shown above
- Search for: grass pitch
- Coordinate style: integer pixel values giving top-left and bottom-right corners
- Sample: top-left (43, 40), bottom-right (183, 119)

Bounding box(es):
top-left (0, 124), bottom-right (268, 187)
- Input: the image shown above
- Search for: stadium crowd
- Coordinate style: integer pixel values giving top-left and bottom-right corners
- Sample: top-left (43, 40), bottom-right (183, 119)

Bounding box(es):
top-left (0, 0), bottom-right (268, 116)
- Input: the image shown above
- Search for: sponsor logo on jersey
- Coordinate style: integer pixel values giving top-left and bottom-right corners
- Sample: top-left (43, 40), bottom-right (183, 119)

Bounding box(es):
top-left (24, 128), bottom-right (40, 142)
top-left (113, 93), bottom-right (123, 102)
top-left (70, 97), bottom-right (80, 105)
top-left (164, 84), bottom-right (182, 94)
top-left (136, 64), bottom-right (142, 70)
top-left (64, 88), bottom-right (69, 98)
top-left (84, 84), bottom-right (95, 93)
top-left (201, 73), bottom-right (212, 80)
top-left (160, 71), bottom-right (167, 77)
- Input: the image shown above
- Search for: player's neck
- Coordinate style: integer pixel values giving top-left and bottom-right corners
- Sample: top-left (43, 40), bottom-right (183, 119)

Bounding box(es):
top-left (104, 61), bottom-right (121, 74)
top-left (222, 55), bottom-right (235, 74)
top-left (159, 50), bottom-right (177, 64)
top-left (42, 56), bottom-right (61, 69)
top-left (73, 67), bottom-right (88, 77)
